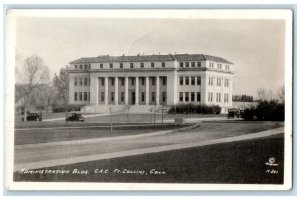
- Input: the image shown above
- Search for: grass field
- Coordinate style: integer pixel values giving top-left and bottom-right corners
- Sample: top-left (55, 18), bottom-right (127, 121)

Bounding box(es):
top-left (14, 133), bottom-right (284, 184)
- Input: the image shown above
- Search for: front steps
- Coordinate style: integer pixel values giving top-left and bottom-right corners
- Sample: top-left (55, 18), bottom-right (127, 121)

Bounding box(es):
top-left (81, 104), bottom-right (170, 114)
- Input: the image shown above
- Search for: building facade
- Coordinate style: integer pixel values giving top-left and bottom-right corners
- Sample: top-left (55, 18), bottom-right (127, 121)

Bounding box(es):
top-left (67, 54), bottom-right (234, 113)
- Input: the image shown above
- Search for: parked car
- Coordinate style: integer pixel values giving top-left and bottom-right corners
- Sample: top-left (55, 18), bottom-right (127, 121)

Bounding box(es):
top-left (22, 112), bottom-right (43, 121)
top-left (66, 113), bottom-right (85, 122)
top-left (227, 108), bottom-right (243, 119)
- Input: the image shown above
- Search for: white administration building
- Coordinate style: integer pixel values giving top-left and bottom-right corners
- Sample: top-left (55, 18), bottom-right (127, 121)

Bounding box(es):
top-left (67, 53), bottom-right (234, 113)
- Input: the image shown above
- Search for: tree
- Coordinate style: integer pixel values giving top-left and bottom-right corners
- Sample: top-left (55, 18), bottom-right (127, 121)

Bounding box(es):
top-left (18, 55), bottom-right (50, 121)
top-left (277, 86), bottom-right (285, 103)
top-left (53, 67), bottom-right (69, 125)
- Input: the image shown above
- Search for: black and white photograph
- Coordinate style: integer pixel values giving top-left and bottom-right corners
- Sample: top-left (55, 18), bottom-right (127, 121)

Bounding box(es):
top-left (5, 9), bottom-right (293, 190)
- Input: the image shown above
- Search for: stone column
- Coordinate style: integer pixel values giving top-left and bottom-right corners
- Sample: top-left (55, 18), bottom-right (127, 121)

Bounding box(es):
top-left (115, 77), bottom-right (118, 105)
top-left (125, 76), bottom-right (129, 105)
top-left (135, 76), bottom-right (139, 105)
top-left (104, 77), bottom-right (108, 105)
top-left (156, 76), bottom-right (160, 105)
top-left (145, 76), bottom-right (149, 105)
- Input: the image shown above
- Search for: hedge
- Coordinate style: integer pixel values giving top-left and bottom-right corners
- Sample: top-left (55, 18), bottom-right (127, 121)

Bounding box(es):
top-left (168, 103), bottom-right (221, 114)
top-left (52, 104), bottom-right (86, 113)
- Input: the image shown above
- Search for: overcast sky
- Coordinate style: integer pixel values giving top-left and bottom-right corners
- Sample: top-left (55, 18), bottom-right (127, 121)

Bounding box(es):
top-left (15, 17), bottom-right (285, 97)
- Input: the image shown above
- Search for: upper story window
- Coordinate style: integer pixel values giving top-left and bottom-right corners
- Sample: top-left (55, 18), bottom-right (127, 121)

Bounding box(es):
top-left (209, 62), bottom-right (214, 68)
top-left (161, 62), bottom-right (165, 68)
top-left (185, 77), bottom-right (189, 85)
top-left (191, 62), bottom-right (195, 67)
top-left (111, 78), bottom-right (115, 86)
top-left (130, 63), bottom-right (134, 68)
top-left (191, 77), bottom-right (195, 85)
top-left (217, 78), bottom-right (221, 86)
top-left (141, 77), bottom-right (145, 86)
top-left (151, 62), bottom-right (155, 68)
top-left (79, 78), bottom-right (83, 86)
top-left (140, 63), bottom-right (144, 68)
top-left (121, 78), bottom-right (125, 86)
top-left (110, 63), bottom-right (113, 68)
top-left (100, 63), bottom-right (103, 68)
top-left (131, 78), bottom-right (135, 86)
top-left (120, 63), bottom-right (123, 68)
top-left (74, 78), bottom-right (78, 86)
top-left (84, 64), bottom-right (88, 69)
top-left (225, 79), bottom-right (229, 87)
top-left (217, 64), bottom-right (222, 69)
top-left (197, 62), bottom-right (201, 67)
top-left (225, 64), bottom-right (230, 70)
top-left (179, 77), bottom-right (183, 85)
top-left (84, 78), bottom-right (88, 86)
top-left (197, 76), bottom-right (201, 85)
top-left (79, 65), bottom-right (83, 69)
top-left (208, 77), bottom-right (214, 86)
top-left (75, 65), bottom-right (78, 69)
top-left (152, 77), bottom-right (156, 86)
top-left (162, 77), bottom-right (166, 85)
top-left (185, 62), bottom-right (189, 67)
top-left (180, 62), bottom-right (184, 68)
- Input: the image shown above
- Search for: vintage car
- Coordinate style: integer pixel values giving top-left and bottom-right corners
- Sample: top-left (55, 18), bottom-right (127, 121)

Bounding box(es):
top-left (227, 108), bottom-right (243, 119)
top-left (66, 113), bottom-right (85, 122)
top-left (23, 112), bottom-right (43, 121)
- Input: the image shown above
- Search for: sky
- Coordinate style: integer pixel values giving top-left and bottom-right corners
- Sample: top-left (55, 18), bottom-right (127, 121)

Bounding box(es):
top-left (15, 17), bottom-right (286, 97)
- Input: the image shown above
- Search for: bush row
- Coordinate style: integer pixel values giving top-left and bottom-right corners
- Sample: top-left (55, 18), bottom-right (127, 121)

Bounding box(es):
top-left (168, 104), bottom-right (221, 114)
top-left (52, 104), bottom-right (86, 113)
top-left (242, 100), bottom-right (284, 121)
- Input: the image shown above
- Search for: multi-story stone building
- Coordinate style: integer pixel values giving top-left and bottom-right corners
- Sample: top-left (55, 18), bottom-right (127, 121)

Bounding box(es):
top-left (67, 53), bottom-right (234, 113)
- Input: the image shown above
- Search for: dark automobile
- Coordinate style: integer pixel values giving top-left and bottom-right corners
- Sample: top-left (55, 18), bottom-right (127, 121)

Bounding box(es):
top-left (227, 108), bottom-right (243, 119)
top-left (22, 113), bottom-right (42, 121)
top-left (66, 113), bottom-right (85, 122)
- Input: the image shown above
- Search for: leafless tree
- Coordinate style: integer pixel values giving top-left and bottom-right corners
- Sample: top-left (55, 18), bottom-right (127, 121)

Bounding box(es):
top-left (277, 86), bottom-right (285, 102)
top-left (18, 55), bottom-right (50, 121)
top-left (53, 67), bottom-right (69, 125)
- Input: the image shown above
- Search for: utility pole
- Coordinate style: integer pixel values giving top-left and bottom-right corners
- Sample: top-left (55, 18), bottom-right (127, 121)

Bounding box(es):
top-left (110, 106), bottom-right (112, 133)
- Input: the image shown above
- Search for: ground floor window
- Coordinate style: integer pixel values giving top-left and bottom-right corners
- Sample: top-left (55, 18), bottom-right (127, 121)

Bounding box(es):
top-left (84, 92), bottom-right (88, 101)
top-left (191, 92), bottom-right (195, 101)
top-left (185, 92), bottom-right (189, 102)
top-left (74, 92), bottom-right (78, 101)
top-left (179, 92), bottom-right (183, 102)
top-left (79, 92), bottom-right (82, 101)
top-left (197, 92), bottom-right (201, 102)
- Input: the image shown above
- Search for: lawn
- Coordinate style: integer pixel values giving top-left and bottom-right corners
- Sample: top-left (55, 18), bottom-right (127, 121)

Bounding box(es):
top-left (14, 133), bottom-right (284, 184)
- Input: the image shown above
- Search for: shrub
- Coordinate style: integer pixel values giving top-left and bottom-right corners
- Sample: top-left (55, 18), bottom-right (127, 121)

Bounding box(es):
top-left (241, 100), bottom-right (284, 121)
top-left (168, 104), bottom-right (221, 114)
top-left (52, 104), bottom-right (85, 113)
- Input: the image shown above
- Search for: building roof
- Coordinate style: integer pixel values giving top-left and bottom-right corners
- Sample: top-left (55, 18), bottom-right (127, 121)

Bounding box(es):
top-left (70, 53), bottom-right (233, 64)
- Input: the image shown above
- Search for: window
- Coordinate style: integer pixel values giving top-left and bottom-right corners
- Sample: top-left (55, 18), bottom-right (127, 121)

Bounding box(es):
top-left (84, 64), bottom-right (88, 69)
top-left (141, 92), bottom-right (145, 102)
top-left (162, 77), bottom-right (166, 85)
top-left (110, 63), bottom-right (113, 68)
top-left (197, 92), bottom-right (201, 102)
top-left (88, 92), bottom-right (90, 101)
top-left (185, 92), bottom-right (189, 102)
top-left (185, 77), bottom-right (189, 85)
top-left (80, 65), bottom-right (83, 69)
top-left (162, 92), bottom-right (166, 102)
top-left (141, 77), bottom-right (145, 86)
top-left (191, 92), bottom-right (195, 101)
top-left (79, 92), bottom-right (82, 101)
top-left (152, 77), bottom-right (156, 86)
top-left (120, 63), bottom-right (123, 68)
top-left (111, 78), bottom-right (114, 86)
top-left (100, 63), bottom-right (103, 68)
top-left (180, 62), bottom-right (184, 68)
top-left (152, 92), bottom-right (156, 102)
top-left (197, 76), bottom-right (201, 85)
top-left (88, 64), bottom-right (91, 69)
top-left (75, 65), bottom-right (78, 69)
top-left (130, 63), bottom-right (134, 68)
top-left (121, 78), bottom-right (124, 86)
top-left (197, 62), bottom-right (201, 67)
top-left (191, 62), bottom-right (195, 67)
top-left (208, 92), bottom-right (213, 102)
top-left (216, 93), bottom-right (221, 102)
top-left (140, 63), bottom-right (144, 68)
top-left (225, 65), bottom-right (230, 70)
top-left (74, 92), bottom-right (78, 101)
top-left (209, 77), bottom-right (214, 86)
top-left (225, 79), bottom-right (229, 87)
top-left (185, 62), bottom-right (189, 67)
top-left (191, 77), bottom-right (195, 85)
top-left (88, 78), bottom-right (90, 86)
top-left (218, 64), bottom-right (222, 69)
top-left (74, 78), bottom-right (78, 86)
top-left (217, 78), bottom-right (221, 86)
top-left (111, 92), bottom-right (114, 102)
top-left (79, 78), bottom-right (83, 86)
top-left (131, 78), bottom-right (135, 86)
top-left (179, 92), bottom-right (183, 102)
top-left (151, 62), bottom-right (155, 68)
top-left (224, 93), bottom-right (229, 103)
top-left (179, 77), bottom-right (184, 85)
top-left (121, 92), bottom-right (124, 102)
top-left (101, 78), bottom-right (105, 86)
top-left (212, 63), bottom-right (214, 68)
top-left (161, 62), bottom-right (165, 67)
top-left (84, 78), bottom-right (88, 86)
top-left (84, 92), bottom-right (88, 101)
top-left (101, 92), bottom-right (105, 102)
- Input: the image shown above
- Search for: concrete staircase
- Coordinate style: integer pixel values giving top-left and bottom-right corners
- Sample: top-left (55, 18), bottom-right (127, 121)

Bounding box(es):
top-left (82, 104), bottom-right (171, 114)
